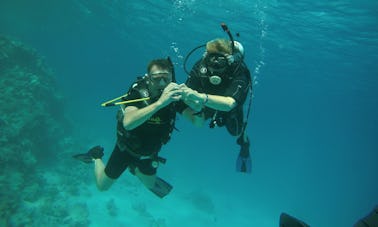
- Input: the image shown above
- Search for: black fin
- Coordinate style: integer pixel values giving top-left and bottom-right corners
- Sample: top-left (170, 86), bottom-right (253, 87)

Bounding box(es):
top-left (149, 177), bottom-right (173, 198)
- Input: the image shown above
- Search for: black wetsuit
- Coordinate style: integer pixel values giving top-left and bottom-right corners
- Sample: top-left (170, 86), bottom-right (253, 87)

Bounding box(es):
top-left (184, 60), bottom-right (251, 136)
top-left (104, 77), bottom-right (176, 179)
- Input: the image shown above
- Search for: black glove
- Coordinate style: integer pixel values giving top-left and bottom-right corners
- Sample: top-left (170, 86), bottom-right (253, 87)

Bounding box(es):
top-left (88, 145), bottom-right (104, 159)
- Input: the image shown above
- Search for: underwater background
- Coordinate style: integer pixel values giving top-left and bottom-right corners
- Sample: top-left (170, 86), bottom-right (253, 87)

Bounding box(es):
top-left (1, 0), bottom-right (377, 226)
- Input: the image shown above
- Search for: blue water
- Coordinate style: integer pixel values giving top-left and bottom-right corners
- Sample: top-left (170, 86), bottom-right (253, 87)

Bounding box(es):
top-left (1, 0), bottom-right (377, 226)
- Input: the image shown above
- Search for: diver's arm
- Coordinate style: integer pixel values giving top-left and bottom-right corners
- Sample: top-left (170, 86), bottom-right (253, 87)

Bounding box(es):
top-left (122, 102), bottom-right (163, 130)
top-left (180, 84), bottom-right (236, 112)
top-left (178, 84), bottom-right (202, 112)
top-left (184, 88), bottom-right (236, 112)
top-left (123, 83), bottom-right (182, 130)
top-left (201, 93), bottom-right (236, 112)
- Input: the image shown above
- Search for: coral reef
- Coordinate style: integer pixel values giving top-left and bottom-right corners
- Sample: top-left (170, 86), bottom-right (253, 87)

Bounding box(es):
top-left (0, 36), bottom-right (70, 167)
top-left (131, 201), bottom-right (167, 227)
top-left (0, 36), bottom-right (90, 226)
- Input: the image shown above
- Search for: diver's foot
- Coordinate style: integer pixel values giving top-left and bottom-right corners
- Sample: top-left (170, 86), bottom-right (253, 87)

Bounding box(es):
top-left (73, 145), bottom-right (104, 164)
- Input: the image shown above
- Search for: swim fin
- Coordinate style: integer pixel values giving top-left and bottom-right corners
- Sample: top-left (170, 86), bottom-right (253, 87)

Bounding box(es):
top-left (236, 151), bottom-right (252, 173)
top-left (72, 153), bottom-right (94, 163)
top-left (149, 177), bottom-right (173, 198)
top-left (236, 135), bottom-right (252, 173)
top-left (73, 145), bottom-right (104, 163)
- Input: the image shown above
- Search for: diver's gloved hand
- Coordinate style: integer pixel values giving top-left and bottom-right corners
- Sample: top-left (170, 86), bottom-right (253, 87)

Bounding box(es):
top-left (88, 145), bottom-right (104, 159)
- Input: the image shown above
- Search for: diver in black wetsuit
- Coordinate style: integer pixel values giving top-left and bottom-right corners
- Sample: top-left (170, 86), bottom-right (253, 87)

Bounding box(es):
top-left (74, 58), bottom-right (184, 198)
top-left (179, 37), bottom-right (253, 173)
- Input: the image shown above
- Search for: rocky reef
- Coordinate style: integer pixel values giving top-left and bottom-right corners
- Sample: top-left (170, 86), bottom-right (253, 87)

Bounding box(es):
top-left (0, 36), bottom-right (90, 226)
top-left (0, 36), bottom-right (69, 167)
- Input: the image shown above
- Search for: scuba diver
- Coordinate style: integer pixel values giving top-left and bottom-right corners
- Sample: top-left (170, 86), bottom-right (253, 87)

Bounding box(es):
top-left (179, 23), bottom-right (253, 173)
top-left (73, 58), bottom-right (184, 198)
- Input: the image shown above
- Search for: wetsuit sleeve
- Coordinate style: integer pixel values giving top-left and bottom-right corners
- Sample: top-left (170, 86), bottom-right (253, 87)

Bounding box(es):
top-left (223, 64), bottom-right (251, 105)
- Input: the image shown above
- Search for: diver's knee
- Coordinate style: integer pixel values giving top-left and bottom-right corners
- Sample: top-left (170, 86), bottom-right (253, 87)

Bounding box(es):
top-left (226, 122), bottom-right (242, 136)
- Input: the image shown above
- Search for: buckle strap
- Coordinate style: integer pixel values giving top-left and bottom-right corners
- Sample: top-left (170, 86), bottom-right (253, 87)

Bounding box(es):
top-left (117, 140), bottom-right (165, 162)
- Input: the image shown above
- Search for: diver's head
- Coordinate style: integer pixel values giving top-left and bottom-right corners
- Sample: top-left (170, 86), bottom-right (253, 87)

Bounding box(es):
top-left (203, 38), bottom-right (233, 72)
top-left (147, 59), bottom-right (173, 94)
top-left (201, 38), bottom-right (244, 85)
top-left (203, 38), bottom-right (245, 68)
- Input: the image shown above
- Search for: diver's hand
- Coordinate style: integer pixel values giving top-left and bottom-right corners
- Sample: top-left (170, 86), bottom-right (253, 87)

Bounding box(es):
top-left (157, 82), bottom-right (183, 107)
top-left (181, 85), bottom-right (206, 103)
top-left (179, 84), bottom-right (204, 112)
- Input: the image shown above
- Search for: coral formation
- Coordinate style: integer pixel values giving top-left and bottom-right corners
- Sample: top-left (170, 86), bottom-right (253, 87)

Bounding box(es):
top-left (0, 36), bottom-right (69, 167)
top-left (0, 36), bottom-right (90, 226)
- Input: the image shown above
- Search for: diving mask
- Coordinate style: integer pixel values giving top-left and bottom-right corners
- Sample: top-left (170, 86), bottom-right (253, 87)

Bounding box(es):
top-left (149, 71), bottom-right (172, 84)
top-left (200, 53), bottom-right (230, 86)
top-left (205, 53), bottom-right (229, 70)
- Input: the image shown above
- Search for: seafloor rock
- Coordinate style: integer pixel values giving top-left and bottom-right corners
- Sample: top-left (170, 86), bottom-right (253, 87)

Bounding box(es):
top-left (0, 36), bottom-right (70, 167)
top-left (0, 36), bottom-right (89, 226)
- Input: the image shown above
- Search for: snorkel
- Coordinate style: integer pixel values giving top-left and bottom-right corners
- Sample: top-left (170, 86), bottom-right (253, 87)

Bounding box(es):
top-left (221, 23), bottom-right (235, 54)
top-left (220, 23), bottom-right (245, 68)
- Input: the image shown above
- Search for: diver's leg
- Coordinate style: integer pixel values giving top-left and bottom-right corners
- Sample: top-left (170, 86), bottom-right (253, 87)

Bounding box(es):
top-left (134, 159), bottom-right (172, 198)
top-left (136, 169), bottom-right (172, 198)
top-left (95, 144), bottom-right (129, 191)
top-left (94, 159), bottom-right (115, 191)
top-left (225, 107), bottom-right (244, 137)
top-left (135, 168), bottom-right (157, 189)
top-left (74, 145), bottom-right (123, 191)
top-left (225, 108), bottom-right (252, 173)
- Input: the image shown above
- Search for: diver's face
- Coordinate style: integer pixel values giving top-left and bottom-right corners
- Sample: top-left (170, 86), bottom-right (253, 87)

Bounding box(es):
top-left (204, 53), bottom-right (228, 73)
top-left (148, 65), bottom-right (172, 90)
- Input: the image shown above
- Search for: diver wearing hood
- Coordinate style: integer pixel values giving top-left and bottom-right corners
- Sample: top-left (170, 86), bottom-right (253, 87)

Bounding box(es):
top-left (180, 38), bottom-right (252, 173)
